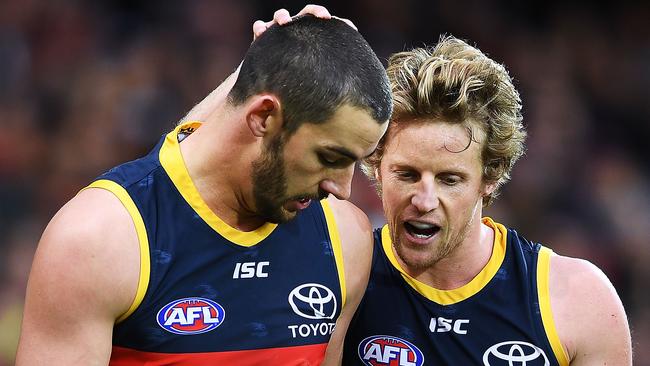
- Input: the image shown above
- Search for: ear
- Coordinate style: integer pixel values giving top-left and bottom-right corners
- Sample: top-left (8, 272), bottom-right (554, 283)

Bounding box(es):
top-left (374, 167), bottom-right (381, 183)
top-left (245, 95), bottom-right (283, 137)
top-left (373, 167), bottom-right (384, 196)
top-left (481, 181), bottom-right (497, 197)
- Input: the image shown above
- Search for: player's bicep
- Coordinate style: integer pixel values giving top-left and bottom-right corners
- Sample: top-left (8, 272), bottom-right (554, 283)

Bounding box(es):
top-left (550, 256), bottom-right (632, 365)
top-left (16, 189), bottom-right (140, 365)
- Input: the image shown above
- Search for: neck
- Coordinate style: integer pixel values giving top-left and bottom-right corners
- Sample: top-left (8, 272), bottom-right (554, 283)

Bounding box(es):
top-left (179, 104), bottom-right (265, 231)
top-left (406, 215), bottom-right (495, 290)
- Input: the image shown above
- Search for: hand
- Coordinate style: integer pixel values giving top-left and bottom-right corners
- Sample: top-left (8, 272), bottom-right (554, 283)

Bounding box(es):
top-left (252, 4), bottom-right (357, 40)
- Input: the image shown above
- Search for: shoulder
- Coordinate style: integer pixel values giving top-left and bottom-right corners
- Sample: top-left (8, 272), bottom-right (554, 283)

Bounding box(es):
top-left (549, 254), bottom-right (631, 364)
top-left (324, 196), bottom-right (373, 292)
top-left (324, 196), bottom-right (373, 259)
top-left (324, 196), bottom-right (372, 227)
top-left (30, 186), bottom-right (141, 318)
top-left (17, 186), bottom-right (142, 363)
top-left (550, 255), bottom-right (626, 321)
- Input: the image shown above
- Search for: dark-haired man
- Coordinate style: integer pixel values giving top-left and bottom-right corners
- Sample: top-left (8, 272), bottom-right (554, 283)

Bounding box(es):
top-left (17, 8), bottom-right (392, 366)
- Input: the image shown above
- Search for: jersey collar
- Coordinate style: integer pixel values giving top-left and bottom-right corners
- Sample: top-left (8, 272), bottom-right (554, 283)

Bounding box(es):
top-left (381, 217), bottom-right (507, 305)
top-left (159, 122), bottom-right (278, 247)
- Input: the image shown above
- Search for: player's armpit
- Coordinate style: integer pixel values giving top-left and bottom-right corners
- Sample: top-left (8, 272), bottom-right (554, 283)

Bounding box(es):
top-left (549, 255), bottom-right (632, 366)
top-left (321, 197), bottom-right (373, 365)
top-left (15, 188), bottom-right (141, 366)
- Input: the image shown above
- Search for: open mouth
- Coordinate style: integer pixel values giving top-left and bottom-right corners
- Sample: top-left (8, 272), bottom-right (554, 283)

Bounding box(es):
top-left (404, 221), bottom-right (440, 240)
top-left (296, 197), bottom-right (312, 210)
top-left (283, 196), bottom-right (313, 212)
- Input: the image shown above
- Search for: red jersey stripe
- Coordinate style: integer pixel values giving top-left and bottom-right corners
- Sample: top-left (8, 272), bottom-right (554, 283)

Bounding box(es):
top-left (110, 343), bottom-right (328, 366)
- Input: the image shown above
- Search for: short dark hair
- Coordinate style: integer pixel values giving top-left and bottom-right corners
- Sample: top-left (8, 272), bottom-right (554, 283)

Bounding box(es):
top-left (228, 15), bottom-right (392, 134)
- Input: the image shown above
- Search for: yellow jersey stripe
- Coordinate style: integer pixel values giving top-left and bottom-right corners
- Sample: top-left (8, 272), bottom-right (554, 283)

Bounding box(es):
top-left (381, 217), bottom-right (507, 305)
top-left (321, 199), bottom-right (347, 307)
top-left (159, 122), bottom-right (277, 247)
top-left (537, 247), bottom-right (570, 366)
top-left (83, 179), bottom-right (151, 323)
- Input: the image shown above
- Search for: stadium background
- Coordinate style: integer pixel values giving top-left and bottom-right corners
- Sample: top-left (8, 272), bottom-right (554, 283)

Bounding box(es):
top-left (0, 0), bottom-right (648, 364)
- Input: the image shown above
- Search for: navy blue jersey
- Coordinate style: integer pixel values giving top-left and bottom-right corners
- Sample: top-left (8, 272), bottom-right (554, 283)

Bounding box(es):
top-left (85, 122), bottom-right (346, 365)
top-left (343, 218), bottom-right (569, 366)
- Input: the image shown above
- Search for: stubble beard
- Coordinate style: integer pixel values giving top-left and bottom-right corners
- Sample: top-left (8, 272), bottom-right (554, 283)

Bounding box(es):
top-left (391, 212), bottom-right (476, 271)
top-left (251, 136), bottom-right (291, 224)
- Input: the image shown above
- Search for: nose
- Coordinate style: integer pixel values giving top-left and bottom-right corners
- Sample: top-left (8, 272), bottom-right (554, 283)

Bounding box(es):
top-left (319, 165), bottom-right (355, 201)
top-left (411, 174), bottom-right (438, 213)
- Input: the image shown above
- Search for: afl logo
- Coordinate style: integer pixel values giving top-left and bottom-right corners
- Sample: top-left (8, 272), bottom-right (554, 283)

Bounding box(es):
top-left (288, 283), bottom-right (337, 320)
top-left (358, 335), bottom-right (424, 366)
top-left (483, 341), bottom-right (549, 365)
top-left (156, 297), bottom-right (225, 335)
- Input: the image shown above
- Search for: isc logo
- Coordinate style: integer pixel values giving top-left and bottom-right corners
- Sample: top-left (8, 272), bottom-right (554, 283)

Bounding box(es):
top-left (429, 317), bottom-right (469, 334)
top-left (233, 261), bottom-right (270, 279)
top-left (156, 297), bottom-right (225, 335)
top-left (358, 335), bottom-right (424, 366)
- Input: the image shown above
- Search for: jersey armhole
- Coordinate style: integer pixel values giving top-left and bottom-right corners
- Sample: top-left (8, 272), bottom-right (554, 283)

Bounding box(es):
top-left (537, 246), bottom-right (570, 366)
top-left (320, 199), bottom-right (347, 308)
top-left (81, 179), bottom-right (151, 323)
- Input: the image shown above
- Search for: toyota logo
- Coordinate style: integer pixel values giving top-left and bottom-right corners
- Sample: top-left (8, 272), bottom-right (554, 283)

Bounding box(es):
top-left (288, 283), bottom-right (337, 320)
top-left (483, 341), bottom-right (549, 365)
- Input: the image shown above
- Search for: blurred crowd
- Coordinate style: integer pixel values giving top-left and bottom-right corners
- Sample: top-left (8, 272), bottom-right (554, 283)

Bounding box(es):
top-left (0, 0), bottom-right (648, 364)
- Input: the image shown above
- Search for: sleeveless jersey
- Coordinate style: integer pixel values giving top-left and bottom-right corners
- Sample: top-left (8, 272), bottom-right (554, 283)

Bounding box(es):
top-left (343, 218), bottom-right (570, 366)
top-left (86, 122), bottom-right (346, 365)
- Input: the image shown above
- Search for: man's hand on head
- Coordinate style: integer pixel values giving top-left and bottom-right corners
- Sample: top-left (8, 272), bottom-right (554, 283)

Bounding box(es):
top-left (252, 4), bottom-right (357, 40)
top-left (182, 5), bottom-right (357, 124)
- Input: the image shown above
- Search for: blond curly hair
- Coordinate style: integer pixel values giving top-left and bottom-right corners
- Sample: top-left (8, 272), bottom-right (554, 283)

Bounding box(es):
top-left (362, 36), bottom-right (526, 206)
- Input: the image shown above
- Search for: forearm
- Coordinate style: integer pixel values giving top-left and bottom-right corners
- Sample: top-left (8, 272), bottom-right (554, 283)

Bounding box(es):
top-left (179, 65), bottom-right (240, 124)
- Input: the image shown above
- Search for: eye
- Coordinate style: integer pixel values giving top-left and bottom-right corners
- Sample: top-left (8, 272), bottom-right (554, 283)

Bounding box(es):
top-left (439, 174), bottom-right (461, 186)
top-left (318, 153), bottom-right (343, 167)
top-left (395, 170), bottom-right (419, 182)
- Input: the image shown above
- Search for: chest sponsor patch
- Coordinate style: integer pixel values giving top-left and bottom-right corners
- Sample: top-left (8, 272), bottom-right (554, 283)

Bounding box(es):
top-left (358, 335), bottom-right (424, 366)
top-left (288, 283), bottom-right (337, 320)
top-left (482, 341), bottom-right (550, 365)
top-left (156, 297), bottom-right (225, 335)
